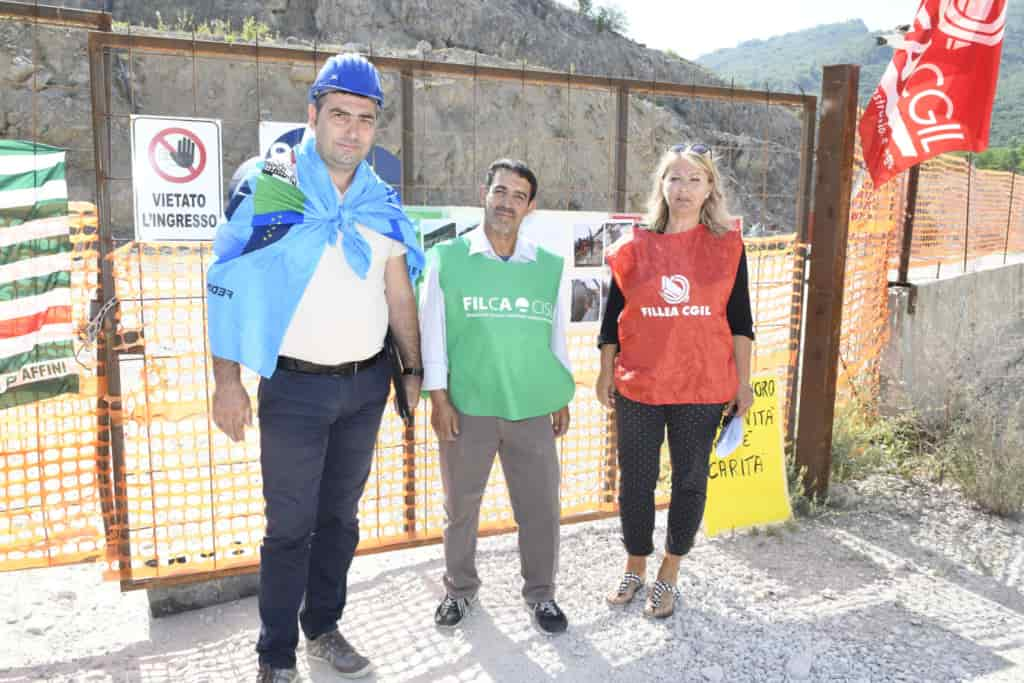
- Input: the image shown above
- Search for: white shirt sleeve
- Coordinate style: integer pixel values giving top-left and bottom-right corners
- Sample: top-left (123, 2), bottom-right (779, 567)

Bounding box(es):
top-left (551, 274), bottom-right (572, 374)
top-left (419, 262), bottom-right (449, 391)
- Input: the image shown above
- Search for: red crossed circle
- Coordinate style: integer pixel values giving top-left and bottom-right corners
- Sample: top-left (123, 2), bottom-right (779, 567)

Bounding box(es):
top-left (147, 127), bottom-right (207, 183)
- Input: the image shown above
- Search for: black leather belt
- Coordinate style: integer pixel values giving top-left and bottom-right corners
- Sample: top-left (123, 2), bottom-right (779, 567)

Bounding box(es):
top-left (276, 349), bottom-right (384, 376)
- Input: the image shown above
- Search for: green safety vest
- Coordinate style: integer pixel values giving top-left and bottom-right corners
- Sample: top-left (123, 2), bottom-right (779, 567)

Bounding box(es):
top-left (435, 236), bottom-right (575, 420)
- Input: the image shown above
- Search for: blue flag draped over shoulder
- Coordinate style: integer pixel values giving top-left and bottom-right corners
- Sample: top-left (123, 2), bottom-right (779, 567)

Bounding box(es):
top-left (206, 135), bottom-right (424, 377)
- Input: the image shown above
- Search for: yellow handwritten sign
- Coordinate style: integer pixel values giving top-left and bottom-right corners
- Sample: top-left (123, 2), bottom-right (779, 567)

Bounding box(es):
top-left (703, 374), bottom-right (792, 536)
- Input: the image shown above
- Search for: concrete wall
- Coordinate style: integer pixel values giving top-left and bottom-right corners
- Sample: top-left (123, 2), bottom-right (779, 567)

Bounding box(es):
top-left (882, 263), bottom-right (1024, 417)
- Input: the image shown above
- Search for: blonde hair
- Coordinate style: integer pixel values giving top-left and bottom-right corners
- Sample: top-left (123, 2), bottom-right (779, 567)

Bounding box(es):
top-left (644, 148), bottom-right (732, 235)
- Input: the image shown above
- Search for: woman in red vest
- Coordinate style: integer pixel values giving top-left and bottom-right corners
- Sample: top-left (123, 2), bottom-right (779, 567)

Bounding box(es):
top-left (596, 144), bottom-right (754, 618)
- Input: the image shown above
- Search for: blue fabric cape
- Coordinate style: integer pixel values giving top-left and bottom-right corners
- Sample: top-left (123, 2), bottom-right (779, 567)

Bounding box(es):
top-left (206, 136), bottom-right (425, 377)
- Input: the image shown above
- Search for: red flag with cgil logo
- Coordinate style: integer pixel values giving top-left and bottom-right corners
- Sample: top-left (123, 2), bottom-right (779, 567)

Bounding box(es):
top-left (859, 0), bottom-right (1008, 187)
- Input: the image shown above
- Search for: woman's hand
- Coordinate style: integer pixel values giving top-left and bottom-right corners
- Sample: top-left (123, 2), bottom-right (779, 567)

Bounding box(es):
top-left (728, 383), bottom-right (754, 418)
top-left (595, 370), bottom-right (615, 408)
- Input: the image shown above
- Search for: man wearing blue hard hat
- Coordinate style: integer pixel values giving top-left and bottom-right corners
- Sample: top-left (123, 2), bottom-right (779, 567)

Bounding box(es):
top-left (206, 53), bottom-right (425, 682)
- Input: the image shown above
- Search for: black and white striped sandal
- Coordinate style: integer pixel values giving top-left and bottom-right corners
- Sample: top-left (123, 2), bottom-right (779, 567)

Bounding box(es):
top-left (643, 580), bottom-right (680, 618)
top-left (606, 571), bottom-right (645, 606)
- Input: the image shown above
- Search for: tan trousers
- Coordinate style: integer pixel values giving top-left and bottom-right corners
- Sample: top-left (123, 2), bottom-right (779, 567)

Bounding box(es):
top-left (439, 410), bottom-right (561, 604)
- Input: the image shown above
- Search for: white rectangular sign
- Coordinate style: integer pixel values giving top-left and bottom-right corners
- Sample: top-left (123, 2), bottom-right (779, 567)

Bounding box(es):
top-left (130, 115), bottom-right (224, 241)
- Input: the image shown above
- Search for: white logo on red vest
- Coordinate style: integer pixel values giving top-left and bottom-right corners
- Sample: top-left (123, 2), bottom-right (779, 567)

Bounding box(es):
top-left (660, 275), bottom-right (690, 304)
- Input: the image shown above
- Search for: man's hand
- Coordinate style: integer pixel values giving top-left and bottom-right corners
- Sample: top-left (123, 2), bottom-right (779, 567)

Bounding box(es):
top-left (429, 389), bottom-right (460, 441)
top-left (595, 369), bottom-right (615, 408)
top-left (400, 374), bottom-right (422, 420)
top-left (212, 378), bottom-right (252, 442)
top-left (551, 405), bottom-right (571, 437)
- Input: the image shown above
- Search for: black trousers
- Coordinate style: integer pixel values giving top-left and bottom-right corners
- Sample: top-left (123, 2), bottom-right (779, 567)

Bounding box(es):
top-left (255, 361), bottom-right (389, 669)
top-left (615, 394), bottom-right (724, 556)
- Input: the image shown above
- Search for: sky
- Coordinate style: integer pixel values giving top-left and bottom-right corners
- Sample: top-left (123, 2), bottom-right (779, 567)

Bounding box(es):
top-left (554, 0), bottom-right (920, 59)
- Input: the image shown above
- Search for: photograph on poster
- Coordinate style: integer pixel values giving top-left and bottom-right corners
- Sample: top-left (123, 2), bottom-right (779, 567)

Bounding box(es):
top-left (571, 277), bottom-right (602, 323)
top-left (603, 221), bottom-right (631, 249)
top-left (420, 218), bottom-right (479, 251)
top-left (573, 223), bottom-right (603, 267)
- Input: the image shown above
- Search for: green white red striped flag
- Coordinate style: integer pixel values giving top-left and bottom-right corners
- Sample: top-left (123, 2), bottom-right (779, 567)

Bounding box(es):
top-left (0, 140), bottom-right (78, 410)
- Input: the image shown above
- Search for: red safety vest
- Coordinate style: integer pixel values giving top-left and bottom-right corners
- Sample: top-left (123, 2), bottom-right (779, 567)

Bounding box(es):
top-left (606, 225), bottom-right (743, 405)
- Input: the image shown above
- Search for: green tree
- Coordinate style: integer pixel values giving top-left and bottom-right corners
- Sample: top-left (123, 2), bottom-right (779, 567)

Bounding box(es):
top-left (595, 5), bottom-right (628, 34)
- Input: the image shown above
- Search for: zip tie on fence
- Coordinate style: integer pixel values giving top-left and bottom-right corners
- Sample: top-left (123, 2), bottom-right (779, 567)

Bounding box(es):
top-left (74, 295), bottom-right (120, 369)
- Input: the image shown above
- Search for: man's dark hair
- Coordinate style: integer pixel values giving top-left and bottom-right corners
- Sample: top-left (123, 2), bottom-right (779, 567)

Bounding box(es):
top-left (313, 91), bottom-right (379, 118)
top-left (484, 159), bottom-right (538, 201)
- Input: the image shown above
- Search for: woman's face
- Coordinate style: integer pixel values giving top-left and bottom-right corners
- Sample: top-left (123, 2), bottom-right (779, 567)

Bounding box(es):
top-left (661, 157), bottom-right (712, 216)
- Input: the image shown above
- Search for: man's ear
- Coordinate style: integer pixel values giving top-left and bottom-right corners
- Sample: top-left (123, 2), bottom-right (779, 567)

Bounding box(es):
top-left (480, 184), bottom-right (488, 204)
top-left (526, 198), bottom-right (537, 215)
top-left (307, 102), bottom-right (317, 128)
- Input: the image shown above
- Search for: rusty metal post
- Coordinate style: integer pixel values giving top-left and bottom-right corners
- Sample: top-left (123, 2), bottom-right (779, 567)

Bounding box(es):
top-left (896, 164), bottom-right (920, 283)
top-left (1004, 171), bottom-right (1017, 264)
top-left (963, 153), bottom-right (972, 272)
top-left (794, 64), bottom-right (860, 499)
top-left (88, 32), bottom-right (130, 585)
top-left (401, 69), bottom-right (415, 204)
top-left (784, 245), bottom-right (809, 449)
top-left (614, 86), bottom-right (629, 212)
top-left (796, 99), bottom-right (817, 241)
top-left (402, 421), bottom-right (417, 538)
top-left (0, 1), bottom-right (111, 30)
top-left (398, 69), bottom-right (418, 534)
top-left (786, 97), bottom-right (817, 447)
top-left (601, 418), bottom-right (619, 511)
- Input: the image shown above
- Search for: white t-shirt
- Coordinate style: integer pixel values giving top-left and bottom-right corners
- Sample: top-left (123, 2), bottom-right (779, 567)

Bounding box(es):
top-left (278, 224), bottom-right (407, 364)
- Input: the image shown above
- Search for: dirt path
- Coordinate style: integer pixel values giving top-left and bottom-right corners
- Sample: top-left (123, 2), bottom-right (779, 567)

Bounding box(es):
top-left (2, 473), bottom-right (1022, 682)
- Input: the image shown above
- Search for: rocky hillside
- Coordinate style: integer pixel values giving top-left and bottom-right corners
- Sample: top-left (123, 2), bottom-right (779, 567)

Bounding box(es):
top-left (2, 1), bottom-right (806, 236)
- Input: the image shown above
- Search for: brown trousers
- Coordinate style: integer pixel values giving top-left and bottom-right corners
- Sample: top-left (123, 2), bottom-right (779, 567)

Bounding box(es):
top-left (439, 410), bottom-right (561, 604)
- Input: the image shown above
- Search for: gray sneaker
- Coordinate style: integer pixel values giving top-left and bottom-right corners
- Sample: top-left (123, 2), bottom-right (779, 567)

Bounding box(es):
top-left (306, 629), bottom-right (372, 678)
top-left (256, 664), bottom-right (298, 683)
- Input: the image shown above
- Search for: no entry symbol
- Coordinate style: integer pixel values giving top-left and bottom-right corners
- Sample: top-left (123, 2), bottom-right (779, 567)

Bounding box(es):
top-left (148, 127), bottom-right (207, 183)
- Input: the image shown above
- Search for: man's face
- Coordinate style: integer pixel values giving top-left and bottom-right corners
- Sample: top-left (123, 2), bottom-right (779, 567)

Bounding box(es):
top-left (482, 170), bottom-right (535, 236)
top-left (307, 91), bottom-right (378, 175)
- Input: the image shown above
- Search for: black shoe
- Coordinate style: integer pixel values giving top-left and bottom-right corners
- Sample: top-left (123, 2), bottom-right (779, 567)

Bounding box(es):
top-left (434, 594), bottom-right (473, 628)
top-left (529, 599), bottom-right (568, 634)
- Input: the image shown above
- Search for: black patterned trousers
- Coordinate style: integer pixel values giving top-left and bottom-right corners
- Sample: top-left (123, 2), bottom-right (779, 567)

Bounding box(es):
top-left (615, 394), bottom-right (724, 556)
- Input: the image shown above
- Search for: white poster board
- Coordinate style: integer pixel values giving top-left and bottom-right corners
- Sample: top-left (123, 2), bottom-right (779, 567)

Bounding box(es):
top-left (258, 121), bottom-right (307, 161)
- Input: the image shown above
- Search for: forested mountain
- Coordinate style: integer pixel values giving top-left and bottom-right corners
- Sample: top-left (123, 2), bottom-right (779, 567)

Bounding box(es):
top-left (697, 9), bottom-right (1023, 148)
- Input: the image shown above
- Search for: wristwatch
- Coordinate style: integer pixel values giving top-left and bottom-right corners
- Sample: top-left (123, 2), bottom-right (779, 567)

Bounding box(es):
top-left (401, 367), bottom-right (424, 377)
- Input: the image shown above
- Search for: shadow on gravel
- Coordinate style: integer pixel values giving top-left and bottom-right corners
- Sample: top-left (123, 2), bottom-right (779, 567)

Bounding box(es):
top-left (708, 502), bottom-right (1024, 681)
top-left (2, 509), bottom-right (1023, 682)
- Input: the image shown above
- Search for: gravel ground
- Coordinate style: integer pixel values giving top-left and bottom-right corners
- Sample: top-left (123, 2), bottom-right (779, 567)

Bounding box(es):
top-left (1, 473), bottom-right (1023, 683)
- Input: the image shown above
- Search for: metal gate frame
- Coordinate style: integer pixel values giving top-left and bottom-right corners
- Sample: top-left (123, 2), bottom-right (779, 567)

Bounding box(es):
top-left (84, 27), bottom-right (822, 589)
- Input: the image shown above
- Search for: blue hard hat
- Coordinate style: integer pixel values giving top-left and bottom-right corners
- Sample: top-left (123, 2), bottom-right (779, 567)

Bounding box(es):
top-left (308, 53), bottom-right (384, 107)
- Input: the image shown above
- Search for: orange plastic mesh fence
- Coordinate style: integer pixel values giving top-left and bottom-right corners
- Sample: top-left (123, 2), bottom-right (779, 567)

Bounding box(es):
top-left (837, 150), bottom-right (908, 400)
top-left (91, 233), bottom-right (807, 585)
top-left (909, 156), bottom-right (1024, 273)
top-left (0, 203), bottom-right (104, 571)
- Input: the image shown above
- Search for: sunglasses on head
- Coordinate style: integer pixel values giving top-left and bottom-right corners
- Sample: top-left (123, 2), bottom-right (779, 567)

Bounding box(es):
top-left (670, 143), bottom-right (712, 158)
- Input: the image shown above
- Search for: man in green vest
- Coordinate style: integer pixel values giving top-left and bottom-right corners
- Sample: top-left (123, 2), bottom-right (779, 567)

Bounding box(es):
top-left (419, 159), bottom-right (575, 634)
